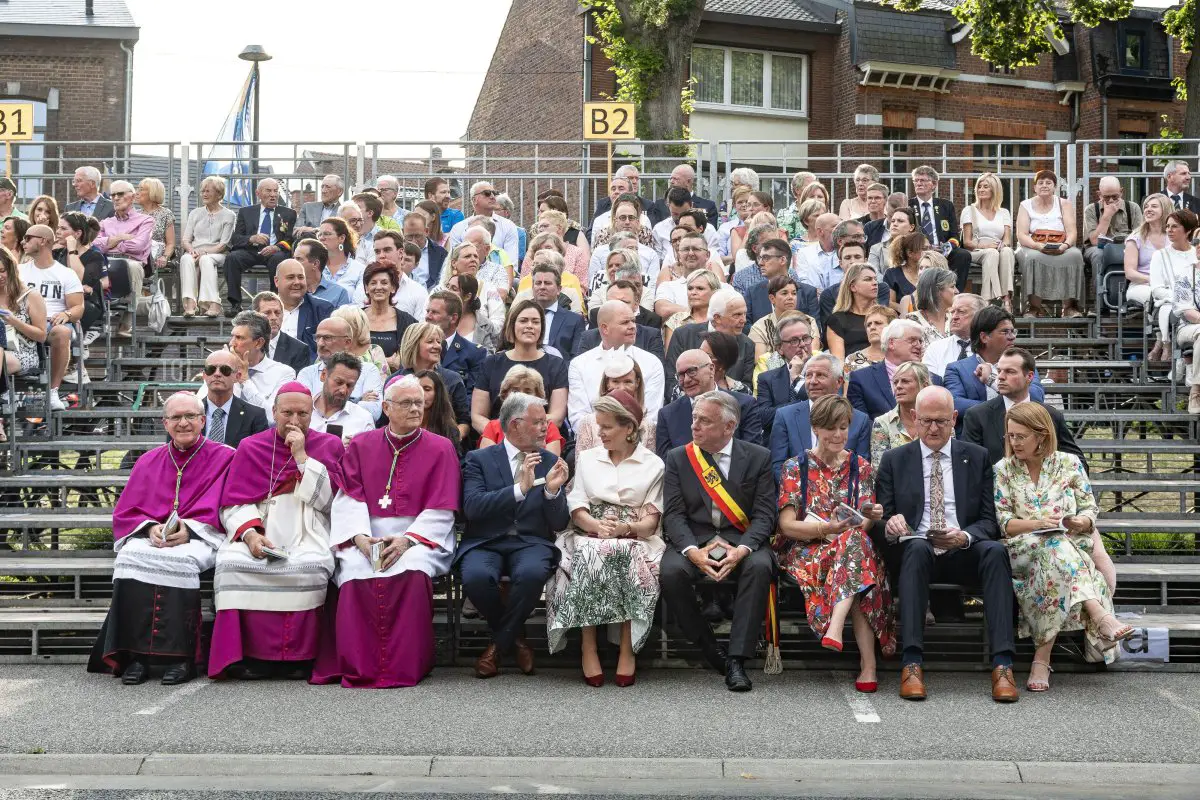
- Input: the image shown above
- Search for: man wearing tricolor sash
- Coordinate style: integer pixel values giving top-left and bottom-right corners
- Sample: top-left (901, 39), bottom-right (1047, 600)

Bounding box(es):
top-left (660, 390), bottom-right (777, 692)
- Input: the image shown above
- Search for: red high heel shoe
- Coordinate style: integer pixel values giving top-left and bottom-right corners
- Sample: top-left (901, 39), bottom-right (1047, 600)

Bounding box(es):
top-left (821, 636), bottom-right (843, 652)
top-left (582, 671), bottom-right (605, 687)
top-left (855, 679), bottom-right (878, 693)
top-left (614, 672), bottom-right (636, 688)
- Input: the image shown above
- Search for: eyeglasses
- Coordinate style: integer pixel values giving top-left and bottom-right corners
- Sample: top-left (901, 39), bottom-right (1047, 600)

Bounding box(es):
top-left (344, 217), bottom-right (364, 224)
top-left (165, 413), bottom-right (203, 423)
top-left (110, 191), bottom-right (129, 198)
top-left (384, 398), bottom-right (423, 410)
top-left (204, 364), bottom-right (234, 377)
top-left (678, 246), bottom-right (707, 254)
top-left (475, 190), bottom-right (496, 198)
top-left (780, 335), bottom-right (813, 348)
top-left (918, 417), bottom-right (954, 428)
top-left (513, 416), bottom-right (549, 428)
top-left (614, 214), bottom-right (639, 223)
top-left (758, 254), bottom-right (787, 262)
top-left (314, 334), bottom-right (349, 343)
top-left (676, 364), bottom-right (711, 381)
top-left (1006, 432), bottom-right (1037, 444)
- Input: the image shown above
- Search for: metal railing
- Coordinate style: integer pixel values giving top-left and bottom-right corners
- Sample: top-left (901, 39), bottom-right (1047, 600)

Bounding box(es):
top-left (5, 137), bottom-right (1198, 233)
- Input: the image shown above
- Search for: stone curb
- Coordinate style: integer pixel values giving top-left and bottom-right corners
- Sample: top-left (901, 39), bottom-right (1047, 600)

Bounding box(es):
top-left (0, 754), bottom-right (1197, 785)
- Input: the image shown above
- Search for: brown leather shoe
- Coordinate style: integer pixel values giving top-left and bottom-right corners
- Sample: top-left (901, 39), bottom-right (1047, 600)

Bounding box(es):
top-left (475, 643), bottom-right (499, 679)
top-left (899, 664), bottom-right (926, 701)
top-left (991, 665), bottom-right (1020, 703)
top-left (514, 637), bottom-right (535, 675)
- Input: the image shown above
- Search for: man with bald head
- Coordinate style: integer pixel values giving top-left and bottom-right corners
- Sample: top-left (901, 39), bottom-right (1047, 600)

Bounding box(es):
top-left (795, 212), bottom-right (844, 293)
top-left (202, 349), bottom-right (268, 448)
top-left (875, 386), bottom-right (1017, 703)
top-left (446, 180), bottom-right (520, 262)
top-left (295, 318), bottom-right (384, 422)
top-left (88, 393), bottom-right (237, 686)
top-left (224, 178), bottom-right (299, 315)
top-left (656, 349), bottom-right (764, 456)
top-left (1082, 174), bottom-right (1142, 286)
top-left (567, 299), bottom-right (665, 429)
top-left (648, 163), bottom-right (719, 228)
top-left (275, 257), bottom-right (333, 359)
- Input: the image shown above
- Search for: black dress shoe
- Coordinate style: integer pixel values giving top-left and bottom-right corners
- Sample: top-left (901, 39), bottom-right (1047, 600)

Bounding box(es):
top-left (160, 662), bottom-right (193, 686)
top-left (701, 643), bottom-right (728, 673)
top-left (230, 660), bottom-right (269, 680)
top-left (725, 658), bottom-right (752, 692)
top-left (225, 303), bottom-right (243, 318)
top-left (121, 660), bottom-right (149, 685)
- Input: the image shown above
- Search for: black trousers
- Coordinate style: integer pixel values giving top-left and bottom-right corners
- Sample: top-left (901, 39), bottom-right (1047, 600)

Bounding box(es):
top-left (459, 537), bottom-right (556, 652)
top-left (897, 538), bottom-right (1015, 664)
top-left (948, 245), bottom-right (972, 292)
top-left (224, 248), bottom-right (289, 306)
top-left (87, 579), bottom-right (202, 675)
top-left (660, 545), bottom-right (774, 659)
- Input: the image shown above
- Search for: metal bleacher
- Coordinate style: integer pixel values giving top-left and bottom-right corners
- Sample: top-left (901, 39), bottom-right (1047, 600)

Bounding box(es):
top-left (0, 311), bottom-right (1197, 672)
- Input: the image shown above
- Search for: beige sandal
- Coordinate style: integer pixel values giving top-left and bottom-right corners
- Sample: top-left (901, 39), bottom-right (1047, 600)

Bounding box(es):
top-left (1097, 614), bottom-right (1135, 651)
top-left (1026, 660), bottom-right (1052, 692)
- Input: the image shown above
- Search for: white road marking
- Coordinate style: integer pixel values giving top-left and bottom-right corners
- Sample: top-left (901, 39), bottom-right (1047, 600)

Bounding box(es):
top-left (1158, 688), bottom-right (1200, 722)
top-left (133, 679), bottom-right (209, 715)
top-left (488, 786), bottom-right (518, 794)
top-left (840, 680), bottom-right (881, 723)
top-left (367, 780), bottom-right (396, 791)
top-left (534, 785), bottom-right (579, 794)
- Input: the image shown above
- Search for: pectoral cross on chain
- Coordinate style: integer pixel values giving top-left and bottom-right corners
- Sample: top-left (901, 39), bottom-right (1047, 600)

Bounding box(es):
top-left (378, 495), bottom-right (392, 509)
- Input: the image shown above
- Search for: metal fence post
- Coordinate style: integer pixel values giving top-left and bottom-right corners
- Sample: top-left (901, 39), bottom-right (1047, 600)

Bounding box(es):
top-left (355, 144), bottom-right (365, 191)
top-left (1065, 142), bottom-right (1078, 204)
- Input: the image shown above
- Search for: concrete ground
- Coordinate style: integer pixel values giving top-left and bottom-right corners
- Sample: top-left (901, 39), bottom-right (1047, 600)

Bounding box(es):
top-left (0, 666), bottom-right (1196, 797)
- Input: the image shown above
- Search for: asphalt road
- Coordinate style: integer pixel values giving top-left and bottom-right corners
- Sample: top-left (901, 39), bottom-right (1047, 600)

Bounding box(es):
top-left (0, 666), bottom-right (1198, 764)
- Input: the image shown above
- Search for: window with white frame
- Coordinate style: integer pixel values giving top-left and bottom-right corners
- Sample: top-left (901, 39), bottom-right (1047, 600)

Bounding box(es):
top-left (691, 45), bottom-right (808, 115)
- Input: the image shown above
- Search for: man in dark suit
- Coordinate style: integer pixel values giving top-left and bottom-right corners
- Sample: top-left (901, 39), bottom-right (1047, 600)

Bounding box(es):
top-left (582, 280), bottom-right (664, 361)
top-left (66, 166), bottom-right (114, 221)
top-left (876, 385), bottom-right (1018, 703)
top-left (529, 261), bottom-right (585, 362)
top-left (770, 353), bottom-right (871, 481)
top-left (251, 291), bottom-right (314, 374)
top-left (756, 315), bottom-right (814, 416)
top-left (200, 350), bottom-right (268, 448)
top-left (848, 318), bottom-right (943, 421)
top-left (742, 238), bottom-right (819, 327)
top-left (961, 347), bottom-right (1083, 466)
top-left (427, 290), bottom-right (485, 395)
top-left (400, 212), bottom-right (447, 291)
top-left (747, 267), bottom-right (818, 329)
top-left (647, 164), bottom-right (719, 228)
top-left (943, 306), bottom-right (1043, 428)
top-left (858, 183), bottom-right (890, 246)
top-left (1164, 160), bottom-right (1200, 214)
top-left (458, 394), bottom-right (570, 678)
top-left (660, 390), bottom-right (777, 692)
top-left (274, 259), bottom-right (333, 359)
top-left (665, 291), bottom-right (754, 396)
top-left (658, 349), bottom-right (764, 456)
top-left (223, 179), bottom-right (297, 314)
top-left (909, 166), bottom-right (971, 291)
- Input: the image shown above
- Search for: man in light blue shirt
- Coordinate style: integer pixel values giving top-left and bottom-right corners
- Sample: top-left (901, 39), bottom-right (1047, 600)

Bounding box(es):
top-left (795, 212), bottom-right (843, 292)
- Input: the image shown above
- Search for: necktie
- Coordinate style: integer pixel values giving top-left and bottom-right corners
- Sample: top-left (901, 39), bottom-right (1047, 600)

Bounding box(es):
top-left (259, 209), bottom-right (273, 236)
top-left (921, 202), bottom-right (935, 245)
top-left (929, 451), bottom-right (946, 531)
top-left (707, 450), bottom-right (725, 530)
top-left (209, 407), bottom-right (226, 444)
top-left (513, 451), bottom-right (526, 484)
top-left (957, 339), bottom-right (969, 361)
top-left (1173, 194), bottom-right (1183, 210)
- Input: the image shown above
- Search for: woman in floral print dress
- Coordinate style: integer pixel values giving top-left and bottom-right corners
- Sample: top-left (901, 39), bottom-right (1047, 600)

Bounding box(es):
top-left (994, 402), bottom-right (1134, 692)
top-left (545, 391), bottom-right (665, 687)
top-left (775, 395), bottom-right (895, 692)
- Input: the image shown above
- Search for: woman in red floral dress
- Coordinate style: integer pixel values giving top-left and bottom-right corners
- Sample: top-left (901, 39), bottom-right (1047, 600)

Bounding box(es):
top-left (775, 395), bottom-right (896, 692)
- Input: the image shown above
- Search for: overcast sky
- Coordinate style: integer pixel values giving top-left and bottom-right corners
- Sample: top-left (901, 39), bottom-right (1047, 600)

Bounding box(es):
top-left (124, 0), bottom-right (512, 145)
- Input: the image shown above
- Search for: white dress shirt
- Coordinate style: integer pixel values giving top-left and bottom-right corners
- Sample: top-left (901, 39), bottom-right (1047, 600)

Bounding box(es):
top-left (447, 213), bottom-right (520, 263)
top-left (413, 243), bottom-right (431, 288)
top-left (503, 438), bottom-right (561, 503)
top-left (281, 304), bottom-right (300, 339)
top-left (1001, 394), bottom-right (1029, 411)
top-left (309, 399), bottom-right (376, 445)
top-left (924, 335), bottom-right (972, 378)
top-left (652, 217), bottom-right (720, 262)
top-left (917, 440), bottom-right (966, 542)
top-left (296, 359), bottom-right (385, 422)
top-left (205, 395), bottom-right (234, 445)
top-left (566, 343), bottom-right (665, 430)
top-left (681, 438), bottom-right (750, 554)
top-left (196, 355), bottom-right (294, 410)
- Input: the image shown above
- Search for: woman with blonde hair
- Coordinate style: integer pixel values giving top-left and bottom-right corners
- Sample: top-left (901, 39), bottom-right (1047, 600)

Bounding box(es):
top-left (825, 263), bottom-right (879, 360)
top-left (869, 360), bottom-right (931, 464)
top-left (995, 402), bottom-right (1132, 689)
top-left (178, 175), bottom-right (235, 316)
top-left (664, 268), bottom-right (719, 349)
top-left (1124, 194), bottom-right (1171, 361)
top-left (961, 173), bottom-right (1016, 312)
top-left (839, 164), bottom-right (879, 220)
top-left (546, 390), bottom-right (665, 686)
top-left (396, 320), bottom-right (470, 440)
top-left (793, 198), bottom-right (827, 247)
top-left (27, 195), bottom-right (59, 230)
top-left (136, 177), bottom-right (176, 274)
top-left (477, 364), bottom-right (566, 455)
top-left (332, 304), bottom-right (389, 376)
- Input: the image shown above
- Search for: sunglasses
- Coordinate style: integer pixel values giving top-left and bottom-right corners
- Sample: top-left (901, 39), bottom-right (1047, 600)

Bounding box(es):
top-left (21, 235), bottom-right (44, 243)
top-left (475, 190), bottom-right (496, 198)
top-left (204, 364), bottom-right (234, 377)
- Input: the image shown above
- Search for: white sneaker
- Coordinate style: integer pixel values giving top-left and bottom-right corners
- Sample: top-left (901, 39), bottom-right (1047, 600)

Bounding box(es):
top-left (82, 329), bottom-right (101, 346)
top-left (48, 390), bottom-right (66, 412)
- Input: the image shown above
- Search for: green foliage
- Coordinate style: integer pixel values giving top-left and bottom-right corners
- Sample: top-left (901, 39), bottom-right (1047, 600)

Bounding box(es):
top-left (1149, 115), bottom-right (1184, 160)
top-left (589, 1), bottom-right (665, 108)
top-left (1163, 0), bottom-right (1196, 53)
top-left (1172, 76), bottom-right (1188, 103)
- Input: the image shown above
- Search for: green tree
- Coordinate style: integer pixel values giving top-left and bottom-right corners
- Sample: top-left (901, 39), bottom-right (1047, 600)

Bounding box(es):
top-left (588, 0), bottom-right (706, 145)
top-left (887, 0), bottom-right (1198, 138)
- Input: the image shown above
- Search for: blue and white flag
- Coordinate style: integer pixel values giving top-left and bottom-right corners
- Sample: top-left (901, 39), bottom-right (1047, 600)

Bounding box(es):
top-left (201, 68), bottom-right (256, 208)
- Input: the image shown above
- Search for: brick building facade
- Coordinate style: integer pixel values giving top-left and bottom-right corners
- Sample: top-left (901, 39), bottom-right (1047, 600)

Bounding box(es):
top-left (0, 0), bottom-right (139, 200)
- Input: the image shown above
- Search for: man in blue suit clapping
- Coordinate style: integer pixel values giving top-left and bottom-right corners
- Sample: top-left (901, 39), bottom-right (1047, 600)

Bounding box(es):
top-left (943, 306), bottom-right (1042, 432)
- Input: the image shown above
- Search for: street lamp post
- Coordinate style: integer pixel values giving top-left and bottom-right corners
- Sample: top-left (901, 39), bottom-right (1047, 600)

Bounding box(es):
top-left (238, 45), bottom-right (272, 192)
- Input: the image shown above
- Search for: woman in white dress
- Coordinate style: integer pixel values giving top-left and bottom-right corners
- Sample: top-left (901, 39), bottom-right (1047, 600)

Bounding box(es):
top-left (545, 392), bottom-right (665, 688)
top-left (960, 173), bottom-right (1015, 312)
top-left (1152, 209), bottom-right (1200, 411)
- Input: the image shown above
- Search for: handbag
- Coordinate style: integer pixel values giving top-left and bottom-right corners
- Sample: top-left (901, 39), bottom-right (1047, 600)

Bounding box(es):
top-left (146, 278), bottom-right (171, 333)
top-left (4, 289), bottom-right (33, 353)
top-left (1030, 229), bottom-right (1066, 245)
